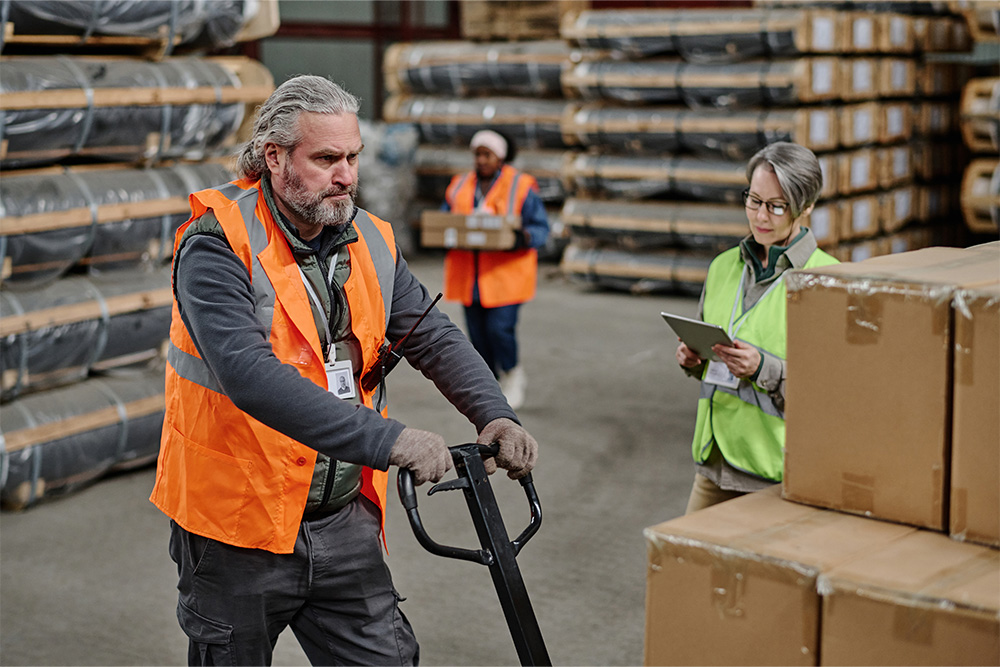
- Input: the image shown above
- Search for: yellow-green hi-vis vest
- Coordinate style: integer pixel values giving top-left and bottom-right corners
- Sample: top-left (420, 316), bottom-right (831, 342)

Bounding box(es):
top-left (691, 246), bottom-right (838, 481)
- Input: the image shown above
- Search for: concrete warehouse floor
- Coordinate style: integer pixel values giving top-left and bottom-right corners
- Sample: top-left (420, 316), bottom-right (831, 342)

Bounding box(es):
top-left (1, 254), bottom-right (704, 667)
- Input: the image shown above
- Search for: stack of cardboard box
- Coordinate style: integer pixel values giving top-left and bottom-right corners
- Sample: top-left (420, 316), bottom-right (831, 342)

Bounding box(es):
top-left (645, 243), bottom-right (999, 665)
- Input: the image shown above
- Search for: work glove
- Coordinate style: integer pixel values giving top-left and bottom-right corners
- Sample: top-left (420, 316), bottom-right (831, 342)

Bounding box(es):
top-left (389, 427), bottom-right (453, 485)
top-left (476, 418), bottom-right (538, 480)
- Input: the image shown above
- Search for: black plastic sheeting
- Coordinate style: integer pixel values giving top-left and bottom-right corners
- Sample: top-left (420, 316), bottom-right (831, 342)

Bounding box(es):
top-left (562, 59), bottom-right (837, 108)
top-left (385, 40), bottom-right (586, 97)
top-left (560, 241), bottom-right (712, 296)
top-left (0, 367), bottom-right (165, 510)
top-left (384, 95), bottom-right (570, 150)
top-left (1, 162), bottom-right (233, 288)
top-left (0, 265), bottom-right (172, 403)
top-left (1, 57), bottom-right (247, 168)
top-left (0, 0), bottom-right (256, 52)
top-left (566, 153), bottom-right (746, 204)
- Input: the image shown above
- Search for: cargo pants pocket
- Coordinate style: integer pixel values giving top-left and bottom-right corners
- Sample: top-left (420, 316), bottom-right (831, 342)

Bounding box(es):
top-left (177, 599), bottom-right (236, 667)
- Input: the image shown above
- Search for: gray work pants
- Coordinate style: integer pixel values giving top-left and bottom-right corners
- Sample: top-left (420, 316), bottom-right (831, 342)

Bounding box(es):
top-left (168, 496), bottom-right (419, 666)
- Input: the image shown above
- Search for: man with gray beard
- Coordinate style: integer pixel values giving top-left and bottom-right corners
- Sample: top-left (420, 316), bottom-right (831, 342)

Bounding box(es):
top-left (150, 75), bottom-right (539, 666)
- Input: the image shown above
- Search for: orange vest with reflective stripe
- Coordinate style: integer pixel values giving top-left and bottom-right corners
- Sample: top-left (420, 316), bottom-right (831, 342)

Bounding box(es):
top-left (443, 165), bottom-right (539, 307)
top-left (149, 178), bottom-right (396, 554)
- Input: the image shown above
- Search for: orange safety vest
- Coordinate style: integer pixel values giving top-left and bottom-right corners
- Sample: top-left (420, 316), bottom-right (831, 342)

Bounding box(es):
top-left (443, 165), bottom-right (539, 308)
top-left (149, 178), bottom-right (397, 554)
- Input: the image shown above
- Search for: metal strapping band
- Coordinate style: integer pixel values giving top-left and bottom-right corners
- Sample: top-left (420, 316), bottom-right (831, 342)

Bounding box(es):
top-left (9, 401), bottom-right (39, 505)
top-left (81, 0), bottom-right (103, 42)
top-left (354, 210), bottom-right (395, 329)
top-left (167, 342), bottom-right (222, 394)
top-left (147, 62), bottom-right (174, 160)
top-left (507, 173), bottom-right (521, 212)
top-left (62, 167), bottom-right (100, 260)
top-left (1, 291), bottom-right (27, 399)
top-left (144, 168), bottom-right (174, 262)
top-left (91, 379), bottom-right (129, 459)
top-left (58, 56), bottom-right (97, 156)
top-left (163, 0), bottom-right (179, 57)
top-left (0, 0), bottom-right (10, 52)
top-left (81, 279), bottom-right (112, 372)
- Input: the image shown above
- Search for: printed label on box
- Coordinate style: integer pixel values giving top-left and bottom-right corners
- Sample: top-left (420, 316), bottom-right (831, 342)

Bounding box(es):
top-left (852, 199), bottom-right (872, 232)
top-left (853, 18), bottom-right (875, 49)
top-left (853, 61), bottom-right (873, 93)
top-left (812, 17), bottom-right (836, 50)
top-left (853, 110), bottom-right (873, 143)
top-left (813, 61), bottom-right (834, 94)
top-left (810, 110), bottom-right (831, 143)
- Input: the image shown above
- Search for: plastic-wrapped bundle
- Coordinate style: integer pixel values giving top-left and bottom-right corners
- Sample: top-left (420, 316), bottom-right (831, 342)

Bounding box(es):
top-left (562, 197), bottom-right (748, 252)
top-left (1, 161), bottom-right (233, 287)
top-left (0, 367), bottom-right (165, 510)
top-left (356, 121), bottom-right (419, 253)
top-left (566, 153), bottom-right (746, 203)
top-left (414, 144), bottom-right (570, 203)
top-left (561, 8), bottom-right (842, 62)
top-left (384, 40), bottom-right (593, 97)
top-left (0, 265), bottom-right (172, 402)
top-left (383, 94), bottom-right (570, 149)
top-left (0, 0), bottom-right (266, 52)
top-left (560, 240), bottom-right (712, 296)
top-left (0, 56), bottom-right (272, 168)
top-left (562, 58), bottom-right (840, 108)
top-left (563, 104), bottom-right (842, 159)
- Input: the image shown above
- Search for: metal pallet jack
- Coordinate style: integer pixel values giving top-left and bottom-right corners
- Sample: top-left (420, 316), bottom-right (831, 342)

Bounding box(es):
top-left (397, 442), bottom-right (552, 666)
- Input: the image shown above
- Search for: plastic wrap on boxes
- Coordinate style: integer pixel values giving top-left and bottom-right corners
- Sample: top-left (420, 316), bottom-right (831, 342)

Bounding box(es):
top-left (414, 144), bottom-right (569, 203)
top-left (566, 153), bottom-right (745, 203)
top-left (562, 58), bottom-right (840, 108)
top-left (560, 240), bottom-right (712, 295)
top-left (384, 40), bottom-right (593, 97)
top-left (1, 161), bottom-right (233, 287)
top-left (0, 367), bottom-right (165, 510)
top-left (0, 56), bottom-right (272, 168)
top-left (562, 197), bottom-right (747, 252)
top-left (383, 94), bottom-right (570, 149)
top-left (0, 0), bottom-right (262, 51)
top-left (561, 8), bottom-right (843, 62)
top-left (0, 265), bottom-right (172, 402)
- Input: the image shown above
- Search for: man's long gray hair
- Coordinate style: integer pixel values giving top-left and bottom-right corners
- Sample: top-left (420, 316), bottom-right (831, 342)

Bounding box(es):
top-left (236, 75), bottom-right (361, 181)
top-left (745, 142), bottom-right (823, 220)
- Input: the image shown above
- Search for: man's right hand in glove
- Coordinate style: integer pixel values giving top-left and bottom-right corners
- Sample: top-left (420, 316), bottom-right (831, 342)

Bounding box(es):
top-left (388, 427), bottom-right (453, 485)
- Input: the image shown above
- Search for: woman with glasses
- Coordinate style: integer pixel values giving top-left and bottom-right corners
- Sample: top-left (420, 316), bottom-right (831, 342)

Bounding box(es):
top-left (675, 142), bottom-right (839, 513)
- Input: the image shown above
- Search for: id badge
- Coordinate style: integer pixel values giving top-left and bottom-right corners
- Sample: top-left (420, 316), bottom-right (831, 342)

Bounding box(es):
top-left (705, 360), bottom-right (740, 389)
top-left (325, 359), bottom-right (356, 400)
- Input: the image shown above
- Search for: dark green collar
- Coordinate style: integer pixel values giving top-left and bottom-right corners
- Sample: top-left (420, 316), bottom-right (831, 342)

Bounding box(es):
top-left (742, 227), bottom-right (809, 282)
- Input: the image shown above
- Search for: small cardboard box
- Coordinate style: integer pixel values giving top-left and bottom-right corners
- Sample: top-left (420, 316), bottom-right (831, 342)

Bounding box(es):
top-left (819, 530), bottom-right (1000, 666)
top-left (420, 211), bottom-right (519, 250)
top-left (784, 246), bottom-right (1000, 531)
top-left (951, 282), bottom-right (1000, 547)
top-left (644, 487), bottom-right (914, 666)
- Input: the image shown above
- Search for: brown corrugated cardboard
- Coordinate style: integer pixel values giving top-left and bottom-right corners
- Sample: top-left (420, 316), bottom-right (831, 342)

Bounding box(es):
top-left (950, 282), bottom-right (1000, 547)
top-left (420, 211), bottom-right (519, 250)
top-left (644, 487), bottom-right (914, 666)
top-left (819, 530), bottom-right (1000, 666)
top-left (783, 246), bottom-right (1000, 531)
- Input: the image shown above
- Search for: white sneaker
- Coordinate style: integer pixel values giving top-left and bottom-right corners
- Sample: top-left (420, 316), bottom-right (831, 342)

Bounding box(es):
top-left (499, 365), bottom-right (527, 410)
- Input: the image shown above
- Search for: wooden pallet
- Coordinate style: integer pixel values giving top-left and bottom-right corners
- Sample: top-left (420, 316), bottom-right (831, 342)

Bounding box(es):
top-left (960, 77), bottom-right (1000, 154)
top-left (961, 158), bottom-right (1000, 234)
top-left (461, 0), bottom-right (589, 42)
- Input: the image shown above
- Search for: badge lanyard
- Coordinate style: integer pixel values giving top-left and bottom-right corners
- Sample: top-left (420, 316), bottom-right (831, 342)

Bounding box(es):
top-left (298, 252), bottom-right (357, 400)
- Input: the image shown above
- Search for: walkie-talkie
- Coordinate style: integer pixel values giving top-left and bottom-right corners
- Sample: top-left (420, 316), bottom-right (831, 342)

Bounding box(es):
top-left (361, 292), bottom-right (443, 393)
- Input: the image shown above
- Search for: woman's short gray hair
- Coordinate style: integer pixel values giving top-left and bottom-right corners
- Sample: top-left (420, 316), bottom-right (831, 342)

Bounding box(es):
top-left (745, 142), bottom-right (823, 219)
top-left (236, 75), bottom-right (361, 180)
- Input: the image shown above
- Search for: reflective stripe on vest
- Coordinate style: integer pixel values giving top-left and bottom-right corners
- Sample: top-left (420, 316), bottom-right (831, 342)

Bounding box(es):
top-left (691, 246), bottom-right (838, 481)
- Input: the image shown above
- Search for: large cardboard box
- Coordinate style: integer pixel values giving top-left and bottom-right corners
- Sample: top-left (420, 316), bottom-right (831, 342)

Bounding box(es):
top-left (420, 211), bottom-right (519, 250)
top-left (783, 246), bottom-right (1000, 531)
top-left (951, 282), bottom-right (1000, 547)
top-left (819, 530), bottom-right (1000, 665)
top-left (644, 487), bottom-right (914, 666)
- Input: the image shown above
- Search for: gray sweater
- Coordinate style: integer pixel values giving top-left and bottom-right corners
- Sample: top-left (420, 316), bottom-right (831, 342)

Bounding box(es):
top-left (173, 196), bottom-right (517, 474)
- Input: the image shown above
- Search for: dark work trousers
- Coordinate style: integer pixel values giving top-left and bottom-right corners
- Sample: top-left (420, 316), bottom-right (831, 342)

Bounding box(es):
top-left (464, 301), bottom-right (520, 377)
top-left (168, 496), bottom-right (419, 666)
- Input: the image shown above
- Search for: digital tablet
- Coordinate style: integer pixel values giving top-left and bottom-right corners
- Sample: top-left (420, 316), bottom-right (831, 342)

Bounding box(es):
top-left (661, 312), bottom-right (734, 362)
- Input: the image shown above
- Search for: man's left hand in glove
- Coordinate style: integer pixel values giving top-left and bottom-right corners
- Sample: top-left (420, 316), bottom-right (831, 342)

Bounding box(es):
top-left (476, 417), bottom-right (538, 479)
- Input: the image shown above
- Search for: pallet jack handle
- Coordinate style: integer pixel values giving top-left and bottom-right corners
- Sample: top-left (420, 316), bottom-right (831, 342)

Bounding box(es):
top-left (397, 443), bottom-right (551, 666)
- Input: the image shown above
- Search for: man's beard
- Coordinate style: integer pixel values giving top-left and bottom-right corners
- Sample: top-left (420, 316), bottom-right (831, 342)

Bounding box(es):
top-left (280, 161), bottom-right (358, 229)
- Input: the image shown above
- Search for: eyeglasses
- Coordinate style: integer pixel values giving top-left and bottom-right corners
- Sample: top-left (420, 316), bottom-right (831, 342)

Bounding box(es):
top-left (742, 190), bottom-right (788, 217)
